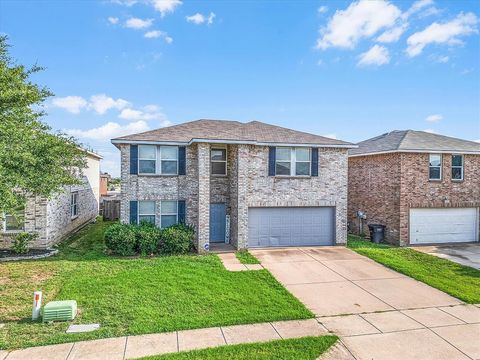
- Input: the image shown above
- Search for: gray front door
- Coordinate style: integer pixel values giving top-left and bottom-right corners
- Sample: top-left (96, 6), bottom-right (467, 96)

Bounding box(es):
top-left (210, 203), bottom-right (226, 243)
top-left (248, 207), bottom-right (335, 247)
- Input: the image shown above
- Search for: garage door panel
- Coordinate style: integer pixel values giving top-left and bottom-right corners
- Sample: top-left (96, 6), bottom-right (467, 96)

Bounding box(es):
top-left (410, 208), bottom-right (478, 244)
top-left (248, 207), bottom-right (335, 248)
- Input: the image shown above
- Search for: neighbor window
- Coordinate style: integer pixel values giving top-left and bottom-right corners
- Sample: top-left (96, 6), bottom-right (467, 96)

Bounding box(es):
top-left (429, 154), bottom-right (442, 180)
top-left (139, 145), bottom-right (179, 175)
top-left (70, 192), bottom-right (78, 218)
top-left (451, 154), bottom-right (464, 181)
top-left (138, 201), bottom-right (156, 224)
top-left (275, 147), bottom-right (311, 176)
top-left (3, 205), bottom-right (25, 232)
top-left (161, 201), bottom-right (177, 228)
top-left (211, 148), bottom-right (227, 175)
top-left (138, 145), bottom-right (156, 174)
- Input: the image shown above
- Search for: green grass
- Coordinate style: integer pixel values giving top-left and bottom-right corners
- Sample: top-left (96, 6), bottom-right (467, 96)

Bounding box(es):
top-left (235, 250), bottom-right (260, 264)
top-left (347, 235), bottom-right (480, 303)
top-left (0, 219), bottom-right (312, 350)
top-left (141, 336), bottom-right (337, 360)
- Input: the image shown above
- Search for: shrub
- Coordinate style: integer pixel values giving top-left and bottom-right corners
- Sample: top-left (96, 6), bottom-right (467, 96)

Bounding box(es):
top-left (136, 222), bottom-right (162, 256)
top-left (159, 223), bottom-right (195, 255)
top-left (12, 232), bottom-right (37, 254)
top-left (104, 223), bottom-right (137, 256)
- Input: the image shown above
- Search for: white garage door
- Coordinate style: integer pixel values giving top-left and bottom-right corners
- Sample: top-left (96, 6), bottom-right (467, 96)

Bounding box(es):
top-left (410, 208), bottom-right (479, 244)
top-left (248, 207), bottom-right (335, 248)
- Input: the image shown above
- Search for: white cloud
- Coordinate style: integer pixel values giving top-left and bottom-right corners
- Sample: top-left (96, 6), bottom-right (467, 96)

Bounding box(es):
top-left (119, 105), bottom-right (168, 122)
top-left (52, 96), bottom-right (88, 114)
top-left (432, 54), bottom-right (449, 63)
top-left (89, 94), bottom-right (130, 114)
top-left (164, 36), bottom-right (173, 44)
top-left (108, 17), bottom-right (119, 25)
top-left (318, 5), bottom-right (328, 14)
top-left (316, 0), bottom-right (401, 50)
top-left (423, 128), bottom-right (437, 133)
top-left (144, 30), bottom-right (173, 43)
top-left (406, 12), bottom-right (478, 57)
top-left (150, 0), bottom-right (182, 17)
top-left (357, 44), bottom-right (390, 66)
top-left (111, 0), bottom-right (137, 6)
top-left (186, 12), bottom-right (216, 25)
top-left (67, 120), bottom-right (151, 141)
top-left (425, 114), bottom-right (443, 122)
top-left (402, 0), bottom-right (433, 20)
top-left (125, 17), bottom-right (153, 29)
top-left (376, 23), bottom-right (408, 43)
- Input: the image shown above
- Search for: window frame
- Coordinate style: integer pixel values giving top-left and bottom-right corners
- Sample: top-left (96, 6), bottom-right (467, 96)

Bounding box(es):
top-left (138, 200), bottom-right (156, 225)
top-left (70, 192), bottom-right (79, 219)
top-left (275, 147), bottom-right (311, 177)
top-left (138, 145), bottom-right (180, 176)
top-left (2, 205), bottom-right (25, 233)
top-left (210, 147), bottom-right (228, 176)
top-left (451, 154), bottom-right (464, 181)
top-left (428, 153), bottom-right (442, 181)
top-left (160, 200), bottom-right (178, 229)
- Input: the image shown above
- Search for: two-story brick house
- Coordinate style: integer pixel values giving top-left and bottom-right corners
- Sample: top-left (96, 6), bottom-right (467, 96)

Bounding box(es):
top-left (348, 130), bottom-right (480, 246)
top-left (112, 119), bottom-right (355, 252)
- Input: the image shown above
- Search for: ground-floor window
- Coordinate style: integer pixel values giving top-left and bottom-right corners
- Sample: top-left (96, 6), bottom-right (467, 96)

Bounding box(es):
top-left (138, 201), bottom-right (156, 224)
top-left (161, 201), bottom-right (178, 228)
top-left (3, 204), bottom-right (25, 232)
top-left (71, 192), bottom-right (79, 218)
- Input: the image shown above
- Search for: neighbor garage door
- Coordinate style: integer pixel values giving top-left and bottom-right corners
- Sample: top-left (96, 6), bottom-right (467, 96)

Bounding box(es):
top-left (410, 208), bottom-right (479, 244)
top-left (248, 207), bottom-right (335, 248)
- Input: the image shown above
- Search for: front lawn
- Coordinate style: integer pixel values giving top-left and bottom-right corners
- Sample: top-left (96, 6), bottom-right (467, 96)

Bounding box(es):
top-left (142, 336), bottom-right (338, 360)
top-left (0, 219), bottom-right (312, 350)
top-left (235, 250), bottom-right (260, 264)
top-left (348, 235), bottom-right (480, 303)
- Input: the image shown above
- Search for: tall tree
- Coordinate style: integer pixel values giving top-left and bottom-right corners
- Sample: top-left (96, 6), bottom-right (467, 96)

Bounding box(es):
top-left (0, 36), bottom-right (86, 215)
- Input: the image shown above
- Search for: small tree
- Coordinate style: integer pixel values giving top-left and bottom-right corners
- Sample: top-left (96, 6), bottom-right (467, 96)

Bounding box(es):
top-left (0, 36), bottom-right (86, 215)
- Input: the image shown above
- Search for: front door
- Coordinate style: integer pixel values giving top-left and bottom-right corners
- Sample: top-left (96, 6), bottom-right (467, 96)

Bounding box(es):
top-left (210, 203), bottom-right (226, 243)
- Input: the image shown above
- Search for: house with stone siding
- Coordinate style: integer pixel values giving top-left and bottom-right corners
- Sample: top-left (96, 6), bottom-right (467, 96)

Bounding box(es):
top-left (1, 150), bottom-right (102, 249)
top-left (112, 119), bottom-right (355, 252)
top-left (348, 130), bottom-right (480, 246)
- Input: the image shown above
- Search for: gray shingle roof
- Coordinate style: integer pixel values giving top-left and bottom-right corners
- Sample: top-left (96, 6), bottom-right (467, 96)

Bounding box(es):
top-left (349, 130), bottom-right (480, 156)
top-left (112, 119), bottom-right (354, 147)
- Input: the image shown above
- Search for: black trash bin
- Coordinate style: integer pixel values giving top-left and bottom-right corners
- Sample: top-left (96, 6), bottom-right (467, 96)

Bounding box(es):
top-left (368, 224), bottom-right (386, 244)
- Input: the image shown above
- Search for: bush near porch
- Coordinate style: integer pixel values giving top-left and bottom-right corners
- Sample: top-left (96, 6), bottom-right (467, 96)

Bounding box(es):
top-left (0, 219), bottom-right (312, 350)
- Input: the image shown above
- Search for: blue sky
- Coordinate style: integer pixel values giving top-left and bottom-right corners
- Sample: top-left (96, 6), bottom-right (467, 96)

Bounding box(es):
top-left (1, 0), bottom-right (479, 176)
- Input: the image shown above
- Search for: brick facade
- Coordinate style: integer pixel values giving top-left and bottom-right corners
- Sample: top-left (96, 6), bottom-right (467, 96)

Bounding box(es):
top-left (120, 143), bottom-right (349, 251)
top-left (348, 152), bottom-right (480, 246)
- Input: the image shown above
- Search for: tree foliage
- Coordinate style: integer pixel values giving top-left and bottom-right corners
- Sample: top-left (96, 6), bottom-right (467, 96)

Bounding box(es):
top-left (0, 36), bottom-right (86, 215)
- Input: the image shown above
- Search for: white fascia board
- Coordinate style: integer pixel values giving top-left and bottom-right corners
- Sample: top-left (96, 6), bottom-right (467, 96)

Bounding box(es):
top-left (349, 149), bottom-right (480, 157)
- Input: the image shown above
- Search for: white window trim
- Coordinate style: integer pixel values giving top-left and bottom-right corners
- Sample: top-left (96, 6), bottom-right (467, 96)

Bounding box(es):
top-left (275, 147), bottom-right (311, 177)
top-left (2, 212), bottom-right (25, 233)
top-left (429, 153), bottom-right (442, 181)
top-left (71, 192), bottom-right (79, 219)
top-left (138, 200), bottom-right (156, 224)
top-left (160, 200), bottom-right (178, 229)
top-left (138, 145), bottom-right (157, 175)
top-left (158, 146), bottom-right (179, 175)
top-left (211, 147), bottom-right (228, 176)
top-left (451, 154), bottom-right (464, 181)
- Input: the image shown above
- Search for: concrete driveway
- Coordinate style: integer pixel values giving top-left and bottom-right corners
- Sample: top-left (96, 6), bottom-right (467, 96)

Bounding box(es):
top-left (412, 244), bottom-right (480, 269)
top-left (250, 247), bottom-right (480, 360)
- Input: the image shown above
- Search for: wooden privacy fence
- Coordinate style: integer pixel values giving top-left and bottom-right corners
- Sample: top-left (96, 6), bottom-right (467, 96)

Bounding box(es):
top-left (102, 199), bottom-right (120, 221)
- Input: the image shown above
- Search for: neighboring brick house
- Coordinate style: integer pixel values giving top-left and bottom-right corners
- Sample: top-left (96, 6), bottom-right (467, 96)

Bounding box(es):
top-left (1, 151), bottom-right (102, 249)
top-left (348, 130), bottom-right (480, 246)
top-left (112, 119), bottom-right (355, 252)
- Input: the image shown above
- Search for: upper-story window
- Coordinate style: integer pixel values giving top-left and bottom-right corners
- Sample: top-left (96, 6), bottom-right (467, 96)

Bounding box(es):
top-left (276, 147), bottom-right (311, 176)
top-left (451, 154), bottom-right (464, 181)
top-left (3, 204), bottom-right (25, 232)
top-left (70, 192), bottom-right (79, 218)
top-left (138, 145), bottom-right (178, 175)
top-left (211, 148), bottom-right (227, 175)
top-left (429, 154), bottom-right (442, 180)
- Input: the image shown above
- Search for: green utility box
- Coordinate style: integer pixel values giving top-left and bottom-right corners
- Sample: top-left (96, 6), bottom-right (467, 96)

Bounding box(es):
top-left (43, 300), bottom-right (77, 323)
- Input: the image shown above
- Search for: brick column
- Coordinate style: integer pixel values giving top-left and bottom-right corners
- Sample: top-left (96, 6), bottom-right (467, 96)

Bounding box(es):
top-left (197, 143), bottom-right (210, 253)
top-left (236, 144), bottom-right (249, 249)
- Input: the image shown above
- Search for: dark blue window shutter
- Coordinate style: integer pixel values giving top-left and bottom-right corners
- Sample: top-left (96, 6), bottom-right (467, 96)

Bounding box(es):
top-left (268, 147), bottom-right (276, 176)
top-left (178, 200), bottom-right (186, 224)
top-left (178, 146), bottom-right (186, 175)
top-left (311, 148), bottom-right (319, 177)
top-left (129, 201), bottom-right (138, 224)
top-left (130, 145), bottom-right (138, 175)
